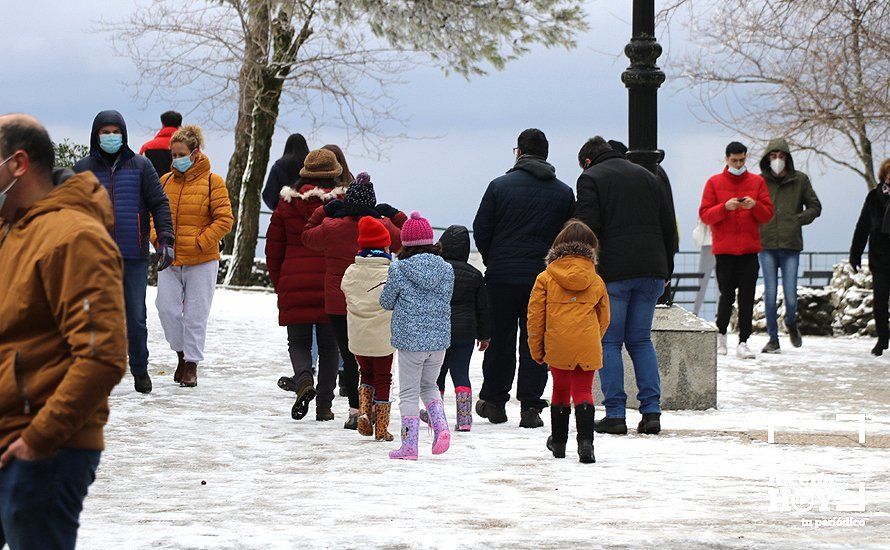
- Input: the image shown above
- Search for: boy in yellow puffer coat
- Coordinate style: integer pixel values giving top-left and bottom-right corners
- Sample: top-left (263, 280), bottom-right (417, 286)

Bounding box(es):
top-left (152, 125), bottom-right (233, 388)
top-left (527, 220), bottom-right (609, 463)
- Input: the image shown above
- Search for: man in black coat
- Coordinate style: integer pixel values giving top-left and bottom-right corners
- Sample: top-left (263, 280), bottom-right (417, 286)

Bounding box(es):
top-left (609, 139), bottom-right (679, 306)
top-left (574, 136), bottom-right (676, 436)
top-left (472, 129), bottom-right (575, 428)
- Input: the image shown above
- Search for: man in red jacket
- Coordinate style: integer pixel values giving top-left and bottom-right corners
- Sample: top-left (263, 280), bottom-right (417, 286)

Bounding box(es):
top-left (139, 111), bottom-right (181, 177)
top-left (699, 142), bottom-right (774, 359)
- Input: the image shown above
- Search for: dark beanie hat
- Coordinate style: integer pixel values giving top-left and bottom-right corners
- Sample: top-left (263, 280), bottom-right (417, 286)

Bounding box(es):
top-left (345, 172), bottom-right (376, 209)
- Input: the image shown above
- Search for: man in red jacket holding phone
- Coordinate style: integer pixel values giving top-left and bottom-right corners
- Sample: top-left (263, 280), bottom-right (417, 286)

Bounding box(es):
top-left (699, 142), bottom-right (774, 359)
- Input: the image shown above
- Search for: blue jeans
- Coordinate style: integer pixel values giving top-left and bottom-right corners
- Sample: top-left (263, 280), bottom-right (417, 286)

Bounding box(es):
top-left (599, 277), bottom-right (664, 418)
top-left (759, 250), bottom-right (800, 339)
top-left (0, 449), bottom-right (101, 550)
top-left (124, 259), bottom-right (150, 375)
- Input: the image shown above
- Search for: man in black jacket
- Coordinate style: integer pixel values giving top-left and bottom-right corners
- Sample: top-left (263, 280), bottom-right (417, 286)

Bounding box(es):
top-left (574, 137), bottom-right (676, 436)
top-left (472, 129), bottom-right (575, 428)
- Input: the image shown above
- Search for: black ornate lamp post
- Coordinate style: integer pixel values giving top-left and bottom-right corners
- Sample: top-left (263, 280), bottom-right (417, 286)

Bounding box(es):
top-left (622, 0), bottom-right (666, 175)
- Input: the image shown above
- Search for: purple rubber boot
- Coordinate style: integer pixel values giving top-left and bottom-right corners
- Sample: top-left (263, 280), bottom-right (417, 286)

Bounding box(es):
top-left (455, 386), bottom-right (472, 432)
top-left (389, 416), bottom-right (419, 460)
top-left (426, 400), bottom-right (451, 455)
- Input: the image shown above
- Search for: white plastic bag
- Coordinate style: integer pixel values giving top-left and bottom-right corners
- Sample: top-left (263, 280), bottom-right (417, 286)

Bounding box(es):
top-left (692, 218), bottom-right (712, 248)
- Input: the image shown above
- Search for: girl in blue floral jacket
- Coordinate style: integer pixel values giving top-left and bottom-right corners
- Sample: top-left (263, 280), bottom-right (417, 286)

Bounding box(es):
top-left (380, 211), bottom-right (454, 460)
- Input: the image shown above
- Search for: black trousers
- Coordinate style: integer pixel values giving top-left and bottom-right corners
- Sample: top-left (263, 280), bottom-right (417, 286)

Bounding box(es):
top-left (873, 271), bottom-right (890, 341)
top-left (287, 323), bottom-right (340, 408)
top-left (479, 282), bottom-right (548, 411)
top-left (328, 314), bottom-right (360, 409)
top-left (715, 254), bottom-right (760, 342)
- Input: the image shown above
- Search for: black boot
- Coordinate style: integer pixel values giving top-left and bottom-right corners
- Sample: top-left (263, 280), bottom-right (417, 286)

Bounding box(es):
top-left (277, 376), bottom-right (298, 393)
top-left (575, 403), bottom-right (595, 464)
top-left (637, 412), bottom-right (662, 435)
top-left (316, 405), bottom-right (335, 421)
top-left (519, 407), bottom-right (544, 429)
top-left (762, 338), bottom-right (780, 354)
top-left (871, 337), bottom-right (889, 357)
top-left (338, 370), bottom-right (348, 397)
top-left (291, 379), bottom-right (317, 420)
top-left (594, 416), bottom-right (627, 435)
top-left (787, 324), bottom-right (803, 348)
top-left (134, 373), bottom-right (152, 394)
top-left (475, 400), bottom-right (508, 424)
top-left (546, 406), bottom-right (570, 458)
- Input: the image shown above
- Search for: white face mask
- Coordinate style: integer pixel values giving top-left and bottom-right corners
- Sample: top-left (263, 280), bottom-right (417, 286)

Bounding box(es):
top-left (728, 165), bottom-right (747, 176)
top-left (770, 158), bottom-right (786, 175)
top-left (0, 155), bottom-right (20, 214)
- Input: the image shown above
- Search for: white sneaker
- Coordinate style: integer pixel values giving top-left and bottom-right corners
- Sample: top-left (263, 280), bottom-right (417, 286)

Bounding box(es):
top-left (717, 333), bottom-right (727, 355)
top-left (736, 342), bottom-right (755, 359)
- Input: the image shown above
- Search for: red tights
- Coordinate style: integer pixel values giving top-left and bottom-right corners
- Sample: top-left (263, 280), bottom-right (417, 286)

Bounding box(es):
top-left (355, 354), bottom-right (393, 401)
top-left (549, 367), bottom-right (595, 407)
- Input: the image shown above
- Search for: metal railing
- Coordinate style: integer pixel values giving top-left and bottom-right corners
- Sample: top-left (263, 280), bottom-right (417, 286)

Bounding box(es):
top-left (252, 209), bottom-right (845, 316)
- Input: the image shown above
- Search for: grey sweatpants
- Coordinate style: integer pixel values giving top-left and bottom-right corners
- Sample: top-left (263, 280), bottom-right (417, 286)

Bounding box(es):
top-left (156, 260), bottom-right (219, 364)
top-left (397, 349), bottom-right (447, 417)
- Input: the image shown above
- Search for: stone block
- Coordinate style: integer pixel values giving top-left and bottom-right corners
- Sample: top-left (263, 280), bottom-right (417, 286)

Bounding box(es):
top-left (594, 305), bottom-right (717, 410)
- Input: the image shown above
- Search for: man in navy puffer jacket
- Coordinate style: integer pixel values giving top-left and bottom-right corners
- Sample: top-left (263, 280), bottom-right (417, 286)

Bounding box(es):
top-left (74, 110), bottom-right (174, 393)
top-left (472, 129), bottom-right (575, 428)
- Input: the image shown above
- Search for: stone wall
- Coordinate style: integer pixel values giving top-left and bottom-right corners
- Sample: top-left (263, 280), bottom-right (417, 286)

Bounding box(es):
top-left (747, 261), bottom-right (875, 336)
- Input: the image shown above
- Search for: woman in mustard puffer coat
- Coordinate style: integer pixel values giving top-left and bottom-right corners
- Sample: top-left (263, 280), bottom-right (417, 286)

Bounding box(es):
top-left (527, 220), bottom-right (609, 464)
top-left (152, 125), bottom-right (233, 388)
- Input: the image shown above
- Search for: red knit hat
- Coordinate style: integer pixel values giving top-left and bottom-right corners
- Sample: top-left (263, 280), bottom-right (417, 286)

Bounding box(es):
top-left (401, 211), bottom-right (434, 247)
top-left (358, 216), bottom-right (391, 249)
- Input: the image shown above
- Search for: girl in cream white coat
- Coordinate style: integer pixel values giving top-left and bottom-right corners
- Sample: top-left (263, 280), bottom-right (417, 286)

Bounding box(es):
top-left (340, 216), bottom-right (396, 441)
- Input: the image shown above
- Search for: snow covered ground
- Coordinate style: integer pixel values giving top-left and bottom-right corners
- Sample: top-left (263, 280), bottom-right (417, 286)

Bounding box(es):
top-left (78, 288), bottom-right (890, 549)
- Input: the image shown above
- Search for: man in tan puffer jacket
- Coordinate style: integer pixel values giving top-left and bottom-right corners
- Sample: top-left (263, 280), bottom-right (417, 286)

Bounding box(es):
top-left (0, 114), bottom-right (126, 548)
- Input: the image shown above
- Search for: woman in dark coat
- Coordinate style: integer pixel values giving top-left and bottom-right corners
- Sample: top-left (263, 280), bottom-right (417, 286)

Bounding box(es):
top-left (262, 133), bottom-right (310, 211)
top-left (265, 148), bottom-right (347, 421)
top-left (850, 158), bottom-right (890, 356)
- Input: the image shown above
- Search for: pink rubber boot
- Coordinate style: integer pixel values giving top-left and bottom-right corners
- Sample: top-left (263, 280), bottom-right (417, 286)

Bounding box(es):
top-left (426, 400), bottom-right (451, 455)
top-left (389, 416), bottom-right (419, 460)
top-left (455, 386), bottom-right (472, 432)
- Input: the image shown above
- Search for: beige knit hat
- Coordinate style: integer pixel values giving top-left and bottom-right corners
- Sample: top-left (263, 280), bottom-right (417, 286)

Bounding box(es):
top-left (300, 148), bottom-right (343, 179)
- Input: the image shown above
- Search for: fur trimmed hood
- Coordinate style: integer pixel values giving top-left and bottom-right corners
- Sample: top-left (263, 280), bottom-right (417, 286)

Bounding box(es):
top-left (546, 242), bottom-right (597, 265)
top-left (544, 242), bottom-right (599, 292)
top-left (279, 183), bottom-right (348, 204)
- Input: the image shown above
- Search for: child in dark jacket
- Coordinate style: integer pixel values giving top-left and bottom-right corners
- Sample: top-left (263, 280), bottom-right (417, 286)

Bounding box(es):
top-left (420, 225), bottom-right (490, 432)
top-left (527, 220), bottom-right (609, 464)
top-left (380, 212), bottom-right (455, 460)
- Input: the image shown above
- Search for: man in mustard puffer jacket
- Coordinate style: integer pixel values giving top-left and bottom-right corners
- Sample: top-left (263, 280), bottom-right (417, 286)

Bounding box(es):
top-left (0, 114), bottom-right (126, 549)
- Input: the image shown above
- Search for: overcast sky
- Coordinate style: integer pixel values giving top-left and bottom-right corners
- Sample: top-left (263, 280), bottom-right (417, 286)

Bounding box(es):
top-left (2, 0), bottom-right (871, 253)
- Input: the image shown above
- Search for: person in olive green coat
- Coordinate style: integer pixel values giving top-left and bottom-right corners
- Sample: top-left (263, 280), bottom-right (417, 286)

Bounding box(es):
top-left (758, 138), bottom-right (822, 353)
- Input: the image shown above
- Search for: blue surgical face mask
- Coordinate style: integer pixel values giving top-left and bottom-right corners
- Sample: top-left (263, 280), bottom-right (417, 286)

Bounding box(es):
top-left (99, 133), bottom-right (123, 154)
top-left (172, 155), bottom-right (193, 173)
top-left (727, 165), bottom-right (747, 176)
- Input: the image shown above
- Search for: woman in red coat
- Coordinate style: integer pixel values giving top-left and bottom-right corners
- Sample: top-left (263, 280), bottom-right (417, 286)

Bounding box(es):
top-left (265, 148), bottom-right (348, 422)
top-left (302, 172), bottom-right (406, 429)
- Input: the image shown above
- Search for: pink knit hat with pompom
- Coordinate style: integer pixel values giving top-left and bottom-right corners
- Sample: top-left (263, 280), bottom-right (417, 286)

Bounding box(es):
top-left (401, 211), bottom-right (434, 247)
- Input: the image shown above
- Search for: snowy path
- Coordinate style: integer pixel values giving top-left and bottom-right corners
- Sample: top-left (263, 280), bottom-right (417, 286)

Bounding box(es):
top-left (78, 289), bottom-right (889, 549)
